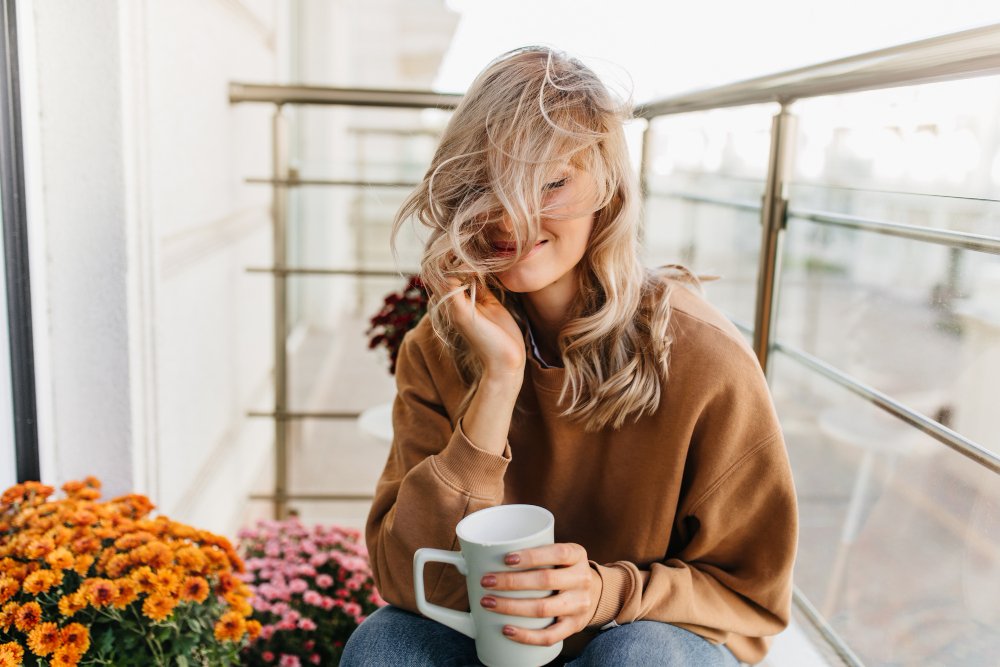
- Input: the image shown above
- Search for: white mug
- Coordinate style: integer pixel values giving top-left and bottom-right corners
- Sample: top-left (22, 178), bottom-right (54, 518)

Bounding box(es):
top-left (414, 504), bottom-right (563, 667)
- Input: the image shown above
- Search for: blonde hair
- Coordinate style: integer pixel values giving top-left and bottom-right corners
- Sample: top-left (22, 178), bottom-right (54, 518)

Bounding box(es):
top-left (390, 45), bottom-right (701, 432)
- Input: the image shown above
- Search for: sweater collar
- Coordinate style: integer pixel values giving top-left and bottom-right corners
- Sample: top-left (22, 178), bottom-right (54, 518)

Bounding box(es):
top-left (523, 319), bottom-right (565, 392)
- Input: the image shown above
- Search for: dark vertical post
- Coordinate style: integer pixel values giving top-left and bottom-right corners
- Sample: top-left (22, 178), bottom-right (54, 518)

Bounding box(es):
top-left (753, 105), bottom-right (796, 377)
top-left (0, 0), bottom-right (39, 482)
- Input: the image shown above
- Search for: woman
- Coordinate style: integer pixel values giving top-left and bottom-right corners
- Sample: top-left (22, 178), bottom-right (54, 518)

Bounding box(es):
top-left (342, 46), bottom-right (798, 666)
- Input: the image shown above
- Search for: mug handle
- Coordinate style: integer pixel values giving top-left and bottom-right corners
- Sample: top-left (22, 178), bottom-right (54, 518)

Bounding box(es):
top-left (413, 548), bottom-right (476, 638)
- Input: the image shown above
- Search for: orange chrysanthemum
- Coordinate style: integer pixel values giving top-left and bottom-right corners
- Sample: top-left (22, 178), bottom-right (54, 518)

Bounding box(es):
top-left (152, 569), bottom-right (180, 598)
top-left (2, 562), bottom-right (27, 582)
top-left (45, 547), bottom-right (74, 570)
top-left (27, 621), bottom-right (62, 657)
top-left (14, 600), bottom-right (41, 632)
top-left (215, 571), bottom-right (238, 595)
top-left (109, 493), bottom-right (155, 518)
top-left (23, 569), bottom-right (62, 594)
top-left (246, 619), bottom-right (262, 640)
top-left (83, 578), bottom-right (118, 608)
top-left (130, 565), bottom-right (157, 594)
top-left (72, 554), bottom-right (95, 577)
top-left (113, 531), bottom-right (150, 551)
top-left (61, 623), bottom-right (91, 654)
top-left (0, 577), bottom-right (18, 606)
top-left (180, 576), bottom-right (209, 603)
top-left (71, 535), bottom-right (100, 555)
top-left (96, 547), bottom-right (116, 572)
top-left (69, 509), bottom-right (98, 527)
top-left (105, 553), bottom-right (132, 578)
top-left (61, 480), bottom-right (87, 495)
top-left (0, 602), bottom-right (17, 631)
top-left (213, 611), bottom-right (246, 642)
top-left (24, 536), bottom-right (55, 560)
top-left (112, 578), bottom-right (139, 608)
top-left (3, 476), bottom-right (252, 662)
top-left (141, 594), bottom-right (176, 622)
top-left (0, 642), bottom-right (25, 667)
top-left (223, 593), bottom-right (253, 618)
top-left (58, 591), bottom-right (87, 617)
top-left (50, 646), bottom-right (82, 667)
top-left (174, 545), bottom-right (208, 572)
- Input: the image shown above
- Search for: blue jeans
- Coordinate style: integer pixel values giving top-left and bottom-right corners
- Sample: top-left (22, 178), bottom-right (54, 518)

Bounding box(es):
top-left (342, 605), bottom-right (741, 666)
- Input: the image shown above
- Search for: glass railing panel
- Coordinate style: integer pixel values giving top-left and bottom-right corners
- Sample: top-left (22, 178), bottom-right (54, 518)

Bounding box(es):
top-left (643, 106), bottom-right (774, 330)
top-left (776, 213), bottom-right (1000, 458)
top-left (276, 182), bottom-right (426, 415)
top-left (769, 351), bottom-right (1000, 666)
top-left (788, 75), bottom-right (1000, 237)
top-left (642, 199), bottom-right (762, 329)
top-left (287, 105), bottom-right (448, 184)
top-left (280, 105), bottom-right (445, 328)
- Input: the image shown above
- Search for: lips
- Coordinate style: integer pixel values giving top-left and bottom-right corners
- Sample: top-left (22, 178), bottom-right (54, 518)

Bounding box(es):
top-left (492, 240), bottom-right (547, 253)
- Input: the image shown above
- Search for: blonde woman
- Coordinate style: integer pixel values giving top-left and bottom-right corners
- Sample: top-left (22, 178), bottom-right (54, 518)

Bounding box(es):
top-left (342, 46), bottom-right (798, 666)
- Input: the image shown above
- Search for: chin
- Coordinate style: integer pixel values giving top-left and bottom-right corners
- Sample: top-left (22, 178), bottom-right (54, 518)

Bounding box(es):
top-left (496, 271), bottom-right (552, 294)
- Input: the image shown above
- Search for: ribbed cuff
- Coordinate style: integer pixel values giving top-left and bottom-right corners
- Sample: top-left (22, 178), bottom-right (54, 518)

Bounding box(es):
top-left (432, 417), bottom-right (511, 499)
top-left (586, 562), bottom-right (632, 629)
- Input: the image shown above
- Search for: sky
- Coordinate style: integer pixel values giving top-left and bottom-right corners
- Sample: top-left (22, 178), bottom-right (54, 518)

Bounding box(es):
top-left (434, 0), bottom-right (1000, 104)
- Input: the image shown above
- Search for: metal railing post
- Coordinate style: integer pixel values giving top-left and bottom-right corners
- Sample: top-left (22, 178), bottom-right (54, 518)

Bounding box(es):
top-left (272, 106), bottom-right (290, 519)
top-left (637, 120), bottom-right (653, 247)
top-left (752, 105), bottom-right (796, 376)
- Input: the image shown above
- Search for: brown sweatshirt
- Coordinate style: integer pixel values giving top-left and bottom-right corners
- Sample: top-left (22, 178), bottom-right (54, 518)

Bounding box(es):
top-left (366, 278), bottom-right (799, 665)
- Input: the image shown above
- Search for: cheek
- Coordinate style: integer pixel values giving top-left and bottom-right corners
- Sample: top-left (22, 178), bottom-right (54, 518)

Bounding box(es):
top-left (566, 217), bottom-right (595, 257)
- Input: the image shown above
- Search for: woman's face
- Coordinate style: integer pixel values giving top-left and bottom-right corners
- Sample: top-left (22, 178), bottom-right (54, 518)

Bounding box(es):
top-left (488, 164), bottom-right (596, 294)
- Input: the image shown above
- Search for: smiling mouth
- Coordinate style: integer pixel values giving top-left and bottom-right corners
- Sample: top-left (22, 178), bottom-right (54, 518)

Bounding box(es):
top-left (492, 240), bottom-right (547, 254)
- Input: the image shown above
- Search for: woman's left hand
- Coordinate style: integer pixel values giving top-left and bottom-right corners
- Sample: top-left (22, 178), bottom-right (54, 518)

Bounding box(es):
top-left (479, 543), bottom-right (602, 647)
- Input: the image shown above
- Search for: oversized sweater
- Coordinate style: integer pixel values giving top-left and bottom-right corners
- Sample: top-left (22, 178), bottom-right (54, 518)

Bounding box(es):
top-left (366, 278), bottom-right (799, 665)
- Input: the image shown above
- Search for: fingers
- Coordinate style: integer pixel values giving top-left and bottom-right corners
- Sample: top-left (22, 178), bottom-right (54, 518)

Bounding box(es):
top-left (502, 543), bottom-right (588, 570)
top-left (502, 615), bottom-right (578, 647)
top-left (478, 543), bottom-right (598, 647)
top-left (480, 559), bottom-right (590, 593)
top-left (444, 274), bottom-right (486, 304)
top-left (442, 277), bottom-right (474, 321)
top-left (480, 588), bottom-right (591, 620)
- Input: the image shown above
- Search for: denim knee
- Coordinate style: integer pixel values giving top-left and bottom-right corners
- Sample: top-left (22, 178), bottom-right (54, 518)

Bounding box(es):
top-left (568, 620), bottom-right (740, 667)
top-left (341, 604), bottom-right (481, 667)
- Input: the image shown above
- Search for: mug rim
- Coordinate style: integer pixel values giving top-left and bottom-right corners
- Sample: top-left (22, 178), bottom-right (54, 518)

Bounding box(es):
top-left (455, 504), bottom-right (554, 546)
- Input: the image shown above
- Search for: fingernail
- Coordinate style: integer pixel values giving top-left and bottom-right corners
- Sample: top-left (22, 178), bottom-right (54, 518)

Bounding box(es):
top-left (503, 626), bottom-right (516, 636)
top-left (481, 575), bottom-right (496, 587)
top-left (504, 553), bottom-right (520, 565)
top-left (480, 597), bottom-right (496, 609)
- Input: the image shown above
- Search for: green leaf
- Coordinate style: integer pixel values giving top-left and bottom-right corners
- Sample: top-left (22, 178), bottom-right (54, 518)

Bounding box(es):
top-left (98, 627), bottom-right (115, 653)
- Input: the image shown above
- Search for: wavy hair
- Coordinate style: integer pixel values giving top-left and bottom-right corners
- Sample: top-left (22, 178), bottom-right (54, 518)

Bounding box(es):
top-left (390, 45), bottom-right (702, 432)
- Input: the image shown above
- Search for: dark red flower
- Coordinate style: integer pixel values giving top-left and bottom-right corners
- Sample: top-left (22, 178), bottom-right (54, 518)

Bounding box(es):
top-left (367, 275), bottom-right (428, 374)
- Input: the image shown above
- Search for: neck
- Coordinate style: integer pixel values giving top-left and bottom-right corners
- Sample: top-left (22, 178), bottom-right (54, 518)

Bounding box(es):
top-left (520, 269), bottom-right (578, 363)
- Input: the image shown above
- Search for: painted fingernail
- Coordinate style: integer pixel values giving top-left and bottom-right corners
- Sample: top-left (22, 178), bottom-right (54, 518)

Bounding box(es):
top-left (481, 597), bottom-right (496, 608)
top-left (503, 626), bottom-right (516, 636)
top-left (504, 553), bottom-right (520, 565)
top-left (481, 575), bottom-right (496, 587)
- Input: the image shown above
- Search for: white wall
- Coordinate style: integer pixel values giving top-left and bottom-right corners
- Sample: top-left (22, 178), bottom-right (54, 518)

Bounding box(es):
top-left (145, 0), bottom-right (283, 534)
top-left (21, 0), bottom-right (287, 535)
top-left (23, 0), bottom-right (138, 497)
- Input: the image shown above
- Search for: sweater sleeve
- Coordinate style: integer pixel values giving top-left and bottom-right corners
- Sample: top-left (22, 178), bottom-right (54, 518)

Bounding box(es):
top-left (366, 331), bottom-right (512, 613)
top-left (585, 429), bottom-right (798, 661)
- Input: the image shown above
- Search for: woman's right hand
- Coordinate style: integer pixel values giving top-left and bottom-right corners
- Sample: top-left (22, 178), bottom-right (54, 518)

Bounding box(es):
top-left (443, 275), bottom-right (526, 380)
